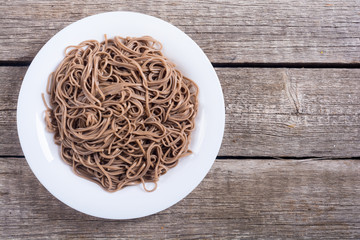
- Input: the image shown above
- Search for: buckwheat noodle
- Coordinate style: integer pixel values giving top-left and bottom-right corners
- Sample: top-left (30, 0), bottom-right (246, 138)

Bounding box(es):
top-left (43, 36), bottom-right (198, 192)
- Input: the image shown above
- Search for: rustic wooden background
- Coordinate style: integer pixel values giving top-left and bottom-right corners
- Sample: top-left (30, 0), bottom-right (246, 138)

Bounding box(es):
top-left (1, 0), bottom-right (360, 239)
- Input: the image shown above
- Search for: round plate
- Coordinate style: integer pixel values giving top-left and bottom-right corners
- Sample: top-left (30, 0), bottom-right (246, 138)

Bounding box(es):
top-left (17, 11), bottom-right (225, 219)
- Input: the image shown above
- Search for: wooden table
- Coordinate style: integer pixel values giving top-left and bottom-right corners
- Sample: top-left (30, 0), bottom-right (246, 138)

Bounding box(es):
top-left (1, 1), bottom-right (360, 239)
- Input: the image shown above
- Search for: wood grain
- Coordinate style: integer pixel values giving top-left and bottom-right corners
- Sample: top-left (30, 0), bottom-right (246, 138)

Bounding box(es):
top-left (3, 66), bottom-right (360, 157)
top-left (221, 67), bottom-right (360, 157)
top-left (1, 157), bottom-right (359, 239)
top-left (2, 1), bottom-right (360, 239)
top-left (1, 0), bottom-right (360, 63)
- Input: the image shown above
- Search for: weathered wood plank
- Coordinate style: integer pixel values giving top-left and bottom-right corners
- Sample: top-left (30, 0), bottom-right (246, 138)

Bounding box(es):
top-left (2, 66), bottom-right (360, 157)
top-left (221, 68), bottom-right (360, 157)
top-left (0, 67), bottom-right (23, 156)
top-left (1, 0), bottom-right (359, 63)
top-left (1, 157), bottom-right (359, 239)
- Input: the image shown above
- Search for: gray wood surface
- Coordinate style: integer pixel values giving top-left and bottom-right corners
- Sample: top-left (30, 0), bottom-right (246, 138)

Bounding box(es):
top-left (1, 157), bottom-right (359, 239)
top-left (1, 0), bottom-right (360, 63)
top-left (2, 66), bottom-right (360, 157)
top-left (1, 1), bottom-right (360, 239)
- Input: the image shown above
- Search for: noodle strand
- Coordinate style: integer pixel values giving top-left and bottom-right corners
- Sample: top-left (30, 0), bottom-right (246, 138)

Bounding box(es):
top-left (44, 36), bottom-right (198, 192)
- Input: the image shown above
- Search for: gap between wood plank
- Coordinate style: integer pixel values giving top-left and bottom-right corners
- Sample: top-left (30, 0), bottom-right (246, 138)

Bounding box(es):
top-left (0, 61), bottom-right (31, 66)
top-left (216, 156), bottom-right (360, 160)
top-left (1, 61), bottom-right (360, 68)
top-left (213, 62), bottom-right (360, 69)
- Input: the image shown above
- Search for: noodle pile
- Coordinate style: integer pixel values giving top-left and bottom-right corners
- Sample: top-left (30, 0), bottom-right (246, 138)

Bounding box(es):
top-left (43, 36), bottom-right (198, 192)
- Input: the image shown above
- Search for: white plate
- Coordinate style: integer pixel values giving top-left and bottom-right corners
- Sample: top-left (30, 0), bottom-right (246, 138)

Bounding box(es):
top-left (17, 11), bottom-right (225, 219)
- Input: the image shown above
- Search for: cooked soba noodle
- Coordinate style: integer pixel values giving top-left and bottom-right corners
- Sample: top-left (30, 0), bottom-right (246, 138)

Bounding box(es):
top-left (43, 36), bottom-right (198, 192)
